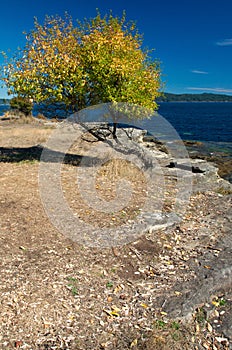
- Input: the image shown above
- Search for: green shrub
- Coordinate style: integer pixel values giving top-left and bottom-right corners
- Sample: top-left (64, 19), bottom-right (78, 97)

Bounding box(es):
top-left (10, 96), bottom-right (33, 116)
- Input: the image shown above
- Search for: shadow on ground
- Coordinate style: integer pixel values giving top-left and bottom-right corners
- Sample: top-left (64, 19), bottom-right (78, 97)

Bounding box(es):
top-left (0, 145), bottom-right (95, 166)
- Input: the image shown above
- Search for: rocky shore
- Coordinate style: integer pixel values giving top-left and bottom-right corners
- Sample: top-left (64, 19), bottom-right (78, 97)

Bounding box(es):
top-left (183, 140), bottom-right (232, 184)
top-left (143, 136), bottom-right (232, 184)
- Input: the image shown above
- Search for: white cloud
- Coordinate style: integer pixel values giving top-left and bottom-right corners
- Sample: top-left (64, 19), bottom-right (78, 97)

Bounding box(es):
top-left (216, 39), bottom-right (232, 46)
top-left (187, 87), bottom-right (232, 94)
top-left (191, 70), bottom-right (208, 74)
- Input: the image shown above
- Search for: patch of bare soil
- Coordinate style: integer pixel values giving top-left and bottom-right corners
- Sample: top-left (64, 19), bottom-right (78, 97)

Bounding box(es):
top-left (0, 120), bottom-right (231, 349)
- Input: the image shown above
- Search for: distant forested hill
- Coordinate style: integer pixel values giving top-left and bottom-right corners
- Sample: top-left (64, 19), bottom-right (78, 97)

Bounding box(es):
top-left (157, 92), bottom-right (232, 102)
top-left (1, 94), bottom-right (232, 105)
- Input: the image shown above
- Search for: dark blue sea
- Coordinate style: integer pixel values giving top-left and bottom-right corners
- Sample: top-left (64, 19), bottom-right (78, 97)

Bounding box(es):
top-left (157, 102), bottom-right (232, 143)
top-left (143, 101), bottom-right (232, 160)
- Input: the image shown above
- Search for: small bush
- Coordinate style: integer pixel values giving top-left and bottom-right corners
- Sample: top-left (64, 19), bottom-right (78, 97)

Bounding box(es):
top-left (10, 96), bottom-right (33, 116)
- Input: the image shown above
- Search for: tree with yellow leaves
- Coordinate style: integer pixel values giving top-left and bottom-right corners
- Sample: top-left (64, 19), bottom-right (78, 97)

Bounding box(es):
top-left (2, 11), bottom-right (161, 120)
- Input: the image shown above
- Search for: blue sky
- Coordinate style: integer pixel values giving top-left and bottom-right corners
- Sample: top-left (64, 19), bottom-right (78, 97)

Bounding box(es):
top-left (0, 0), bottom-right (232, 97)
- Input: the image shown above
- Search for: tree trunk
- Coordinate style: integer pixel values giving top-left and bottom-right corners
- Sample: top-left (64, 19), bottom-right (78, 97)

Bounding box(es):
top-left (112, 122), bottom-right (117, 139)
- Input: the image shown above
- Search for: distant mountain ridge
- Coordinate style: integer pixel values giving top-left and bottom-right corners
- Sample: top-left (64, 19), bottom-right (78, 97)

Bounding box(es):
top-left (1, 93), bottom-right (232, 105)
top-left (157, 92), bottom-right (232, 102)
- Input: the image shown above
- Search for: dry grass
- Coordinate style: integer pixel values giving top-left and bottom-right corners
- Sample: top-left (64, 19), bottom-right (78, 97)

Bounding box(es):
top-left (95, 158), bottom-right (147, 203)
top-left (0, 121), bottom-right (54, 147)
top-left (97, 158), bottom-right (145, 181)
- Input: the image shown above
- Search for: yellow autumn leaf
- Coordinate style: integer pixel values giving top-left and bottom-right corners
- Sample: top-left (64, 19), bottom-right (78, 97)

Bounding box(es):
top-left (110, 311), bottom-right (119, 317)
top-left (111, 305), bottom-right (121, 312)
top-left (212, 300), bottom-right (220, 307)
top-left (141, 303), bottom-right (148, 309)
top-left (113, 285), bottom-right (122, 293)
top-left (130, 339), bottom-right (138, 347)
top-left (174, 291), bottom-right (182, 296)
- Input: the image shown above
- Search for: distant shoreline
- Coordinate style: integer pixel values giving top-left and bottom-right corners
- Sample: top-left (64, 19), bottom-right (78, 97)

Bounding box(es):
top-left (159, 100), bottom-right (232, 103)
top-left (1, 92), bottom-right (232, 105)
top-left (157, 92), bottom-right (232, 103)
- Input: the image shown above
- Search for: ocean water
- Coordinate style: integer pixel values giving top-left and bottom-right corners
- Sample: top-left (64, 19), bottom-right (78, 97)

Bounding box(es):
top-left (0, 105), bottom-right (9, 116)
top-left (157, 102), bottom-right (232, 143)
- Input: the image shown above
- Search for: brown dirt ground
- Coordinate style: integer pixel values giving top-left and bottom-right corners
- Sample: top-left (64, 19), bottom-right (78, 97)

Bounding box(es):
top-left (0, 119), bottom-right (231, 349)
